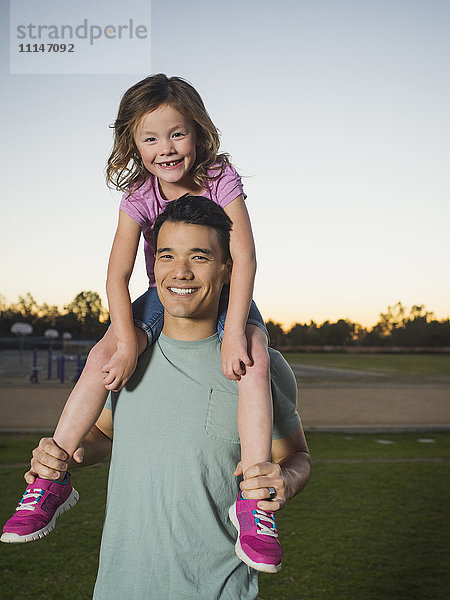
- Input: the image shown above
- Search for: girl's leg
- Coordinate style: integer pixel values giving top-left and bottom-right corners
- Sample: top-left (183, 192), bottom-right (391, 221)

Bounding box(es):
top-left (229, 324), bottom-right (282, 573)
top-left (2, 290), bottom-right (160, 543)
top-left (219, 291), bottom-right (281, 571)
top-left (131, 287), bottom-right (164, 346)
top-left (217, 287), bottom-right (273, 474)
top-left (236, 324), bottom-right (273, 475)
top-left (1, 324), bottom-right (148, 543)
top-left (53, 325), bottom-right (148, 460)
top-left (53, 287), bottom-right (162, 460)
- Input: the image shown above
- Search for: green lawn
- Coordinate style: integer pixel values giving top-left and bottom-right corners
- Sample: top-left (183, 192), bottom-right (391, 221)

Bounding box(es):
top-left (0, 433), bottom-right (449, 600)
top-left (283, 352), bottom-right (450, 380)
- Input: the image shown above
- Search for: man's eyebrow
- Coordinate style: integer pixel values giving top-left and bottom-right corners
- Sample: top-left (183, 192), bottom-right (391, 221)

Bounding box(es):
top-left (190, 247), bottom-right (213, 256)
top-left (156, 247), bottom-right (214, 256)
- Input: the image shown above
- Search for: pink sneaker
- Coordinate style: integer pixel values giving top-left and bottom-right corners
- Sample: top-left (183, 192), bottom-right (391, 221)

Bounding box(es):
top-left (228, 492), bottom-right (282, 573)
top-left (1, 475), bottom-right (79, 543)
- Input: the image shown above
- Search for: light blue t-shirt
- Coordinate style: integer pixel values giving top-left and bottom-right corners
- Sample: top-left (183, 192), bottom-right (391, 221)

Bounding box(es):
top-left (93, 333), bottom-right (300, 600)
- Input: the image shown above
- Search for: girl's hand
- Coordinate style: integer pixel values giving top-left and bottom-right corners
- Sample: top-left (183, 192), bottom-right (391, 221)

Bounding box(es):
top-left (221, 331), bottom-right (253, 381)
top-left (234, 460), bottom-right (287, 512)
top-left (101, 342), bottom-right (138, 392)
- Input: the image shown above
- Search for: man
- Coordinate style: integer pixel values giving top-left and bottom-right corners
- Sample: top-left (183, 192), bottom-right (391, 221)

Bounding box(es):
top-left (26, 196), bottom-right (311, 599)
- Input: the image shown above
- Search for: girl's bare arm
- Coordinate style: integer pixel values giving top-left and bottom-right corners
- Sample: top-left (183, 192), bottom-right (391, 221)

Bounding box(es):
top-left (222, 195), bottom-right (257, 379)
top-left (102, 210), bottom-right (142, 389)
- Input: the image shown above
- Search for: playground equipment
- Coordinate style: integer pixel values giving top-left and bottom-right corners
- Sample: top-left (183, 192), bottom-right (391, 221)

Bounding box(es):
top-left (27, 330), bottom-right (87, 383)
top-left (11, 322), bottom-right (33, 363)
top-left (29, 349), bottom-right (42, 383)
top-left (29, 349), bottom-right (87, 384)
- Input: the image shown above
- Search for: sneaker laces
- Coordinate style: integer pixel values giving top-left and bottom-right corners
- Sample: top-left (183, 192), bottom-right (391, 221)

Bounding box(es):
top-left (253, 509), bottom-right (279, 538)
top-left (16, 488), bottom-right (44, 512)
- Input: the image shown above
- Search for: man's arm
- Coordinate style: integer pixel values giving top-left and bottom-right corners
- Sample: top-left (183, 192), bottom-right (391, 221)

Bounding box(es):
top-left (25, 409), bottom-right (113, 484)
top-left (72, 408), bottom-right (113, 468)
top-left (237, 425), bottom-right (311, 512)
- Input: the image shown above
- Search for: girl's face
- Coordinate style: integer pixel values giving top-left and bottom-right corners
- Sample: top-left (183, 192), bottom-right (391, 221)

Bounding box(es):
top-left (134, 104), bottom-right (197, 194)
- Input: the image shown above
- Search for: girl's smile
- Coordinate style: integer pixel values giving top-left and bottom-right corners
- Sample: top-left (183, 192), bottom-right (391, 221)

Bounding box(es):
top-left (135, 104), bottom-right (198, 198)
top-left (156, 158), bottom-right (184, 170)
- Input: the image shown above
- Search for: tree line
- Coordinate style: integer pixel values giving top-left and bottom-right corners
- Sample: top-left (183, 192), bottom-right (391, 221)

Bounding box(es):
top-left (267, 302), bottom-right (450, 347)
top-left (0, 292), bottom-right (109, 340)
top-left (1, 294), bottom-right (449, 347)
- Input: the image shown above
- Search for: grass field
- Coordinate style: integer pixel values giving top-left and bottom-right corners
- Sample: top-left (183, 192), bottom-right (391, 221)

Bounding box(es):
top-left (1, 432), bottom-right (449, 600)
top-left (284, 352), bottom-right (450, 381)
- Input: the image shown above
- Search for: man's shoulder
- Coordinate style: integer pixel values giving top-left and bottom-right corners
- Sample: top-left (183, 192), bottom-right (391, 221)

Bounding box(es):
top-left (268, 348), bottom-right (296, 385)
top-left (268, 348), bottom-right (300, 434)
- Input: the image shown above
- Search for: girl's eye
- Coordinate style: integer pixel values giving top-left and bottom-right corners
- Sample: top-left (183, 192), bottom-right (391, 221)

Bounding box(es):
top-left (172, 132), bottom-right (185, 138)
top-left (144, 137), bottom-right (156, 143)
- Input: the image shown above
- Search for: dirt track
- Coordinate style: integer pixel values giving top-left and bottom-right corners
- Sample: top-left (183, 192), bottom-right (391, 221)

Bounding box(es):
top-left (298, 383), bottom-right (450, 430)
top-left (0, 386), bottom-right (69, 431)
top-left (1, 379), bottom-right (449, 432)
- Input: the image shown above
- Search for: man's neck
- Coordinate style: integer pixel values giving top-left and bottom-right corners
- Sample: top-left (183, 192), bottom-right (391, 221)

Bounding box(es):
top-left (161, 314), bottom-right (217, 341)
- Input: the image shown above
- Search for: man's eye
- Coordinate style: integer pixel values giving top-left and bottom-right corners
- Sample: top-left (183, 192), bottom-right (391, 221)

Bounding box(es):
top-left (192, 255), bottom-right (207, 261)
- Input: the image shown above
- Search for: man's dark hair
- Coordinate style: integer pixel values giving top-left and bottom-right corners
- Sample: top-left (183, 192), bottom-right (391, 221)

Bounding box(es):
top-left (153, 195), bottom-right (233, 261)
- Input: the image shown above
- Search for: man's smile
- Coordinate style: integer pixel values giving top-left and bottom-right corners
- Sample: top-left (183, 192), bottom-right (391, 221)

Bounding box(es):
top-left (168, 287), bottom-right (197, 296)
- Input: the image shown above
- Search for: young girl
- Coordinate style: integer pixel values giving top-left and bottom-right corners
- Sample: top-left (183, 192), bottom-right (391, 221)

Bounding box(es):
top-left (2, 74), bottom-right (282, 572)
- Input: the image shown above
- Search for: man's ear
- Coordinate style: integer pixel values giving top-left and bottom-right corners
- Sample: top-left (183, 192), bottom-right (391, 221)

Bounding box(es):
top-left (224, 259), bottom-right (233, 284)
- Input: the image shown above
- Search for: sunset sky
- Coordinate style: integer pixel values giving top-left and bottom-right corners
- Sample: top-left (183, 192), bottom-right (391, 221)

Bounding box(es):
top-left (1, 0), bottom-right (449, 329)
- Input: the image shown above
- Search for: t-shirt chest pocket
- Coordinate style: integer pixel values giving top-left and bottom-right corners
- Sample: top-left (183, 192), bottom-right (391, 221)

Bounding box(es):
top-left (204, 388), bottom-right (240, 444)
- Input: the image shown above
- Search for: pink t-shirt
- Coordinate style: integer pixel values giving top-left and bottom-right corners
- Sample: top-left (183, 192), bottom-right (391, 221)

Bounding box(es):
top-left (119, 163), bottom-right (245, 287)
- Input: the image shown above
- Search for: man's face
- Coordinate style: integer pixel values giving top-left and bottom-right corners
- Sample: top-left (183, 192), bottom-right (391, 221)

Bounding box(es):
top-left (155, 221), bottom-right (231, 325)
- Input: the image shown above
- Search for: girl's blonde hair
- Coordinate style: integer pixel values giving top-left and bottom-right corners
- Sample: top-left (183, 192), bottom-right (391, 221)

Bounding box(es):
top-left (106, 74), bottom-right (229, 192)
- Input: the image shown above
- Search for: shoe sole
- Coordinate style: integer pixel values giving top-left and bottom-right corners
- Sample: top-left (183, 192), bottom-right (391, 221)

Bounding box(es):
top-left (0, 487), bottom-right (79, 544)
top-left (228, 503), bottom-right (282, 573)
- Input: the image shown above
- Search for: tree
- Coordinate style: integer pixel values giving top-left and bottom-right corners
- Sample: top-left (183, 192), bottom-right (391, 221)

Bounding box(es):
top-left (63, 291), bottom-right (109, 338)
top-left (265, 320), bottom-right (286, 347)
top-left (14, 293), bottom-right (39, 318)
top-left (287, 321), bottom-right (320, 346)
top-left (366, 303), bottom-right (450, 347)
top-left (38, 303), bottom-right (60, 323)
top-left (377, 301), bottom-right (407, 336)
top-left (0, 291), bottom-right (110, 338)
top-left (409, 305), bottom-right (434, 321)
top-left (319, 319), bottom-right (356, 346)
top-left (64, 291), bottom-right (108, 324)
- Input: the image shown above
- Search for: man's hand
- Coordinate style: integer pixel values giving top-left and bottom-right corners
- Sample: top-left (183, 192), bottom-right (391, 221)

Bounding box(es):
top-left (233, 461), bottom-right (287, 512)
top-left (24, 438), bottom-right (84, 485)
top-left (221, 331), bottom-right (253, 381)
top-left (101, 342), bottom-right (138, 392)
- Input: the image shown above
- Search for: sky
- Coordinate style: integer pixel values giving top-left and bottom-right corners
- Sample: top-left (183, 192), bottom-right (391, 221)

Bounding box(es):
top-left (1, 0), bottom-right (449, 329)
